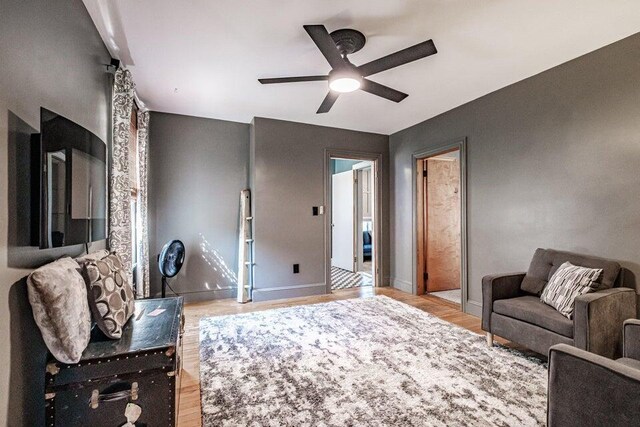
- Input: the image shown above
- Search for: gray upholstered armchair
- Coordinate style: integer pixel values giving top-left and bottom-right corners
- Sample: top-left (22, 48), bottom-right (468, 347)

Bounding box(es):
top-left (547, 320), bottom-right (640, 427)
top-left (482, 248), bottom-right (637, 358)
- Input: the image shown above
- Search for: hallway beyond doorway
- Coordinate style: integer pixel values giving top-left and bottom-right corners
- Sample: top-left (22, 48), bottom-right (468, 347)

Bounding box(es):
top-left (330, 157), bottom-right (376, 291)
top-left (331, 267), bottom-right (372, 290)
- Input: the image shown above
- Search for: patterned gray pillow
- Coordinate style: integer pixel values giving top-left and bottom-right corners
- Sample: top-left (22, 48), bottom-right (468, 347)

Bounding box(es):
top-left (540, 261), bottom-right (602, 318)
top-left (27, 257), bottom-right (91, 363)
top-left (82, 252), bottom-right (135, 339)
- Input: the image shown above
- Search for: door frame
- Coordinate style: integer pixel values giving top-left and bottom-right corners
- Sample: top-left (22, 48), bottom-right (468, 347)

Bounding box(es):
top-left (352, 162), bottom-right (372, 273)
top-left (330, 169), bottom-right (356, 272)
top-left (412, 138), bottom-right (468, 311)
top-left (324, 149), bottom-right (383, 293)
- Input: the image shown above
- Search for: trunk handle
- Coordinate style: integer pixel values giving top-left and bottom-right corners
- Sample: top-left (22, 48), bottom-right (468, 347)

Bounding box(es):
top-left (90, 382), bottom-right (138, 409)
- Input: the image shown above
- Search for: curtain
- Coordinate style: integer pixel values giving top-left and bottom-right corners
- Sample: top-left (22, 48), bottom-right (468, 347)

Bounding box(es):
top-left (110, 68), bottom-right (135, 284)
top-left (137, 110), bottom-right (151, 297)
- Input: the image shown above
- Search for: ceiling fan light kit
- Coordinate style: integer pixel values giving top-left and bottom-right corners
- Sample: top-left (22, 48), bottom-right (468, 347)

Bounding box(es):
top-left (258, 24), bottom-right (437, 113)
top-left (328, 69), bottom-right (362, 93)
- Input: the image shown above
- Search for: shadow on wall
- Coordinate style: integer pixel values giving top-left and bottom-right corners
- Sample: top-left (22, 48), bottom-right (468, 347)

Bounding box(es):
top-left (8, 278), bottom-right (48, 426)
top-left (6, 111), bottom-right (36, 264)
top-left (5, 110), bottom-right (90, 425)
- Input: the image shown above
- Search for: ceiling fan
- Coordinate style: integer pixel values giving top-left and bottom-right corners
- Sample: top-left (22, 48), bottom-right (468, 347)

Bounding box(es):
top-left (258, 25), bottom-right (437, 114)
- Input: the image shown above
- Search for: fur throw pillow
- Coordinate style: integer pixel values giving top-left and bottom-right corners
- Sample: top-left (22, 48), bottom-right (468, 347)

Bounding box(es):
top-left (27, 257), bottom-right (91, 363)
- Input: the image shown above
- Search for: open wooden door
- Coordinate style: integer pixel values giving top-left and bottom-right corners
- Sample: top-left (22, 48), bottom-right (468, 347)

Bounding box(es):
top-left (416, 152), bottom-right (461, 294)
top-left (425, 157), bottom-right (461, 291)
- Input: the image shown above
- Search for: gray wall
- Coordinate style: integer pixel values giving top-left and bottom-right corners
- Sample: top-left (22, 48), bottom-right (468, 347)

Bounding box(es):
top-left (148, 112), bottom-right (249, 300)
top-left (251, 117), bottom-right (389, 301)
top-left (0, 0), bottom-right (111, 424)
top-left (390, 33), bottom-right (640, 316)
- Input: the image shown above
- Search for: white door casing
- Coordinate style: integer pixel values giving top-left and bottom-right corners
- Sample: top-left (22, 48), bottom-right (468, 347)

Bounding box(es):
top-left (352, 163), bottom-right (372, 272)
top-left (355, 169), bottom-right (364, 272)
top-left (331, 170), bottom-right (355, 271)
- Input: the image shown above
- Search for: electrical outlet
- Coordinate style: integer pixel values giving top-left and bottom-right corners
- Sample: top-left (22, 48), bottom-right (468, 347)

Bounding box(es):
top-left (293, 264), bottom-right (300, 274)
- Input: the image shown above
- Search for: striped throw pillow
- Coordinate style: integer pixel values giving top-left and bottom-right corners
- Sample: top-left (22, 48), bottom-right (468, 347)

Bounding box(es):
top-left (540, 261), bottom-right (602, 318)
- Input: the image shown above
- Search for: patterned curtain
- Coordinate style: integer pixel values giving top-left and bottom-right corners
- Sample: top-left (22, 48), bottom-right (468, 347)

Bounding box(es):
top-left (110, 68), bottom-right (135, 284)
top-left (137, 110), bottom-right (151, 297)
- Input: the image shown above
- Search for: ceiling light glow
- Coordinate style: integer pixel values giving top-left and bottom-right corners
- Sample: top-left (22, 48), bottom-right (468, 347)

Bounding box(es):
top-left (329, 77), bottom-right (361, 93)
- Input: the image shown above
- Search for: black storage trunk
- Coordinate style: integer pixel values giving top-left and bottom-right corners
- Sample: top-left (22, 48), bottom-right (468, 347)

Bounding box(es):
top-left (45, 297), bottom-right (184, 427)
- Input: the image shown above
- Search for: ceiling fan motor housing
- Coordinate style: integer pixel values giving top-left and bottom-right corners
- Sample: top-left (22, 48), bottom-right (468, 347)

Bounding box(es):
top-left (330, 29), bottom-right (366, 56)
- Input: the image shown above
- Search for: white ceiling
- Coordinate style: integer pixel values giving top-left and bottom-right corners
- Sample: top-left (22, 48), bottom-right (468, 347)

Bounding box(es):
top-left (83, 0), bottom-right (640, 135)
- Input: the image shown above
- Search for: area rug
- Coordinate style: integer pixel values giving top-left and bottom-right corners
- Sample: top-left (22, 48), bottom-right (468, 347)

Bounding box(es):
top-left (199, 296), bottom-right (547, 426)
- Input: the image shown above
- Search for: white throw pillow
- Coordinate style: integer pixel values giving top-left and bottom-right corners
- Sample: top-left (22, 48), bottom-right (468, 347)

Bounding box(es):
top-left (27, 257), bottom-right (92, 363)
top-left (540, 261), bottom-right (602, 319)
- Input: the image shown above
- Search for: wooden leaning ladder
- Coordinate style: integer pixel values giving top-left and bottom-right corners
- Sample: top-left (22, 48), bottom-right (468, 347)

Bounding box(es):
top-left (237, 189), bottom-right (253, 303)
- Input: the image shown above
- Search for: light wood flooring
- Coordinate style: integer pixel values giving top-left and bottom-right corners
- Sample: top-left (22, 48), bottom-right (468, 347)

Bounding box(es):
top-left (177, 287), bottom-right (512, 427)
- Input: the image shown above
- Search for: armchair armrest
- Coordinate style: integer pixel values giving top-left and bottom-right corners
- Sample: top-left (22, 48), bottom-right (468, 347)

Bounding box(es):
top-left (481, 272), bottom-right (525, 332)
top-left (573, 287), bottom-right (637, 358)
top-left (624, 319), bottom-right (640, 360)
top-left (548, 344), bottom-right (640, 427)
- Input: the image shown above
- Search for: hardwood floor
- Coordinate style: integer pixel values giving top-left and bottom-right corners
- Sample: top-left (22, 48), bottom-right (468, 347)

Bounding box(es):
top-left (176, 287), bottom-right (510, 427)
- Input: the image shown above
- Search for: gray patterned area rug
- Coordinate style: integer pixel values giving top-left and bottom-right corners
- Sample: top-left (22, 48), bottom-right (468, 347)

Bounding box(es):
top-left (199, 296), bottom-right (547, 426)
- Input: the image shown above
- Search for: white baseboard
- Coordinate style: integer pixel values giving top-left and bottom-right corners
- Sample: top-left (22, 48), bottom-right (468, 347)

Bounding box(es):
top-left (252, 283), bottom-right (326, 302)
top-left (390, 277), bottom-right (413, 294)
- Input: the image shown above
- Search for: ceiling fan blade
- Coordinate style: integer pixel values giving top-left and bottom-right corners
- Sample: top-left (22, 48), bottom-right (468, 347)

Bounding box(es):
top-left (358, 39), bottom-right (437, 77)
top-left (258, 75), bottom-right (328, 84)
top-left (304, 25), bottom-right (346, 70)
top-left (317, 91), bottom-right (340, 114)
top-left (361, 79), bottom-right (408, 103)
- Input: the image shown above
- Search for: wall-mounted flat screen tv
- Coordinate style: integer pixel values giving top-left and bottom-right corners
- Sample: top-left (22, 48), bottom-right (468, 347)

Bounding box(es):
top-left (38, 108), bottom-right (107, 248)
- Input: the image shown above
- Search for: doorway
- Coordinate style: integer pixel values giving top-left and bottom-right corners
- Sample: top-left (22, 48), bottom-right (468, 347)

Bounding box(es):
top-left (324, 151), bottom-right (381, 293)
top-left (416, 148), bottom-right (463, 307)
top-left (330, 158), bottom-right (374, 290)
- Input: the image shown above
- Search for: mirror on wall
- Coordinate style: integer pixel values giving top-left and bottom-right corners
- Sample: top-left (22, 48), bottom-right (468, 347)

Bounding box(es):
top-left (38, 108), bottom-right (107, 248)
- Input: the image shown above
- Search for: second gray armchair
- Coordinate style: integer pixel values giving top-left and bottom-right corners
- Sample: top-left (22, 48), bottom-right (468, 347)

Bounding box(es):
top-left (547, 319), bottom-right (640, 427)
